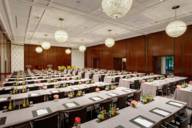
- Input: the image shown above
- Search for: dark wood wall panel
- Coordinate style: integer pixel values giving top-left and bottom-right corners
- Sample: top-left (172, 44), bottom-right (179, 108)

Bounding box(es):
top-left (24, 44), bottom-right (71, 69)
top-left (85, 25), bottom-right (192, 77)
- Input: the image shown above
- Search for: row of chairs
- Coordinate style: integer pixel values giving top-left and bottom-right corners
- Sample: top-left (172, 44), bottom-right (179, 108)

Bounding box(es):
top-left (161, 111), bottom-right (191, 128)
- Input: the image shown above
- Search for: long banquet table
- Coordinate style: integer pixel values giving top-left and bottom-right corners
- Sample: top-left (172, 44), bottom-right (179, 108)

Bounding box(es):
top-left (81, 97), bottom-right (187, 128)
top-left (174, 85), bottom-right (192, 108)
top-left (0, 82), bottom-right (111, 103)
top-left (119, 74), bottom-right (163, 88)
top-left (0, 87), bottom-right (136, 127)
top-left (141, 76), bottom-right (187, 96)
top-left (0, 78), bottom-right (90, 92)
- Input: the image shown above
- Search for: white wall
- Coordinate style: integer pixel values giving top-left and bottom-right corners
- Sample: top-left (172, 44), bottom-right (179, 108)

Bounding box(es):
top-left (11, 44), bottom-right (24, 72)
top-left (161, 57), bottom-right (166, 74)
top-left (71, 49), bottom-right (84, 69)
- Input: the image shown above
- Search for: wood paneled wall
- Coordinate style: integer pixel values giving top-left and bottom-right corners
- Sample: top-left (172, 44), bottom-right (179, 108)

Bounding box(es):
top-left (85, 25), bottom-right (192, 77)
top-left (24, 44), bottom-right (71, 70)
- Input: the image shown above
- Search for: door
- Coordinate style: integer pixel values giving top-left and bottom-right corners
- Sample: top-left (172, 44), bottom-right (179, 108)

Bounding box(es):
top-left (93, 57), bottom-right (100, 68)
top-left (113, 58), bottom-right (123, 71)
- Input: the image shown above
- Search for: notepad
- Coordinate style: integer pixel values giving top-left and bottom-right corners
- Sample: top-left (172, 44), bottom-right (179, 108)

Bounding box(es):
top-left (133, 117), bottom-right (154, 128)
top-left (90, 96), bottom-right (102, 101)
top-left (65, 102), bottom-right (77, 108)
top-left (151, 108), bottom-right (171, 117)
top-left (0, 98), bottom-right (7, 102)
top-left (30, 93), bottom-right (39, 97)
top-left (51, 90), bottom-right (59, 93)
top-left (167, 101), bottom-right (184, 107)
top-left (107, 93), bottom-right (118, 96)
top-left (36, 109), bottom-right (48, 116)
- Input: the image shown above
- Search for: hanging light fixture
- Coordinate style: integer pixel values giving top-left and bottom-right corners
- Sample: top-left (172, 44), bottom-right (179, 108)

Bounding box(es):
top-left (35, 47), bottom-right (43, 53)
top-left (65, 49), bottom-right (71, 54)
top-left (55, 18), bottom-right (68, 42)
top-left (166, 5), bottom-right (187, 38)
top-left (79, 45), bottom-right (86, 52)
top-left (41, 34), bottom-right (51, 50)
top-left (102, 0), bottom-right (133, 19)
top-left (105, 29), bottom-right (115, 48)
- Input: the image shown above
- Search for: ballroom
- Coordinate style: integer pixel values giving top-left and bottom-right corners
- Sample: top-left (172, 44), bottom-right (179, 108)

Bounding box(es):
top-left (0, 0), bottom-right (192, 128)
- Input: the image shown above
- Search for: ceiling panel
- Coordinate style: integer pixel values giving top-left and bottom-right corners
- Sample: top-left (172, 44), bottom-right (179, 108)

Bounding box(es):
top-left (1, 0), bottom-right (192, 47)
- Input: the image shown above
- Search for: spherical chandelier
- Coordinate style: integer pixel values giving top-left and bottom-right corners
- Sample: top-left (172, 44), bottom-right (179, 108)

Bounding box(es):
top-left (105, 38), bottom-right (115, 47)
top-left (35, 47), bottom-right (43, 53)
top-left (166, 20), bottom-right (187, 38)
top-left (105, 29), bottom-right (115, 48)
top-left (102, 0), bottom-right (133, 19)
top-left (41, 41), bottom-right (51, 50)
top-left (79, 45), bottom-right (86, 52)
top-left (55, 18), bottom-right (68, 42)
top-left (65, 49), bottom-right (71, 54)
top-left (166, 5), bottom-right (187, 38)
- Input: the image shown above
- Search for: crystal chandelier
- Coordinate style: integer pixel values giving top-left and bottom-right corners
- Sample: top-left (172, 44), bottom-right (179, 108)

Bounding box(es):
top-left (35, 47), bottom-right (43, 53)
top-left (166, 5), bottom-right (187, 38)
top-left (79, 45), bottom-right (86, 52)
top-left (55, 18), bottom-right (68, 42)
top-left (41, 34), bottom-right (51, 50)
top-left (105, 29), bottom-right (115, 48)
top-left (65, 49), bottom-right (71, 54)
top-left (41, 41), bottom-right (51, 50)
top-left (102, 0), bottom-right (133, 19)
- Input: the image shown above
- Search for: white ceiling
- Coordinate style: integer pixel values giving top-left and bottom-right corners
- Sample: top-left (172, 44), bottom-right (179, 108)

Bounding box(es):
top-left (1, 0), bottom-right (192, 48)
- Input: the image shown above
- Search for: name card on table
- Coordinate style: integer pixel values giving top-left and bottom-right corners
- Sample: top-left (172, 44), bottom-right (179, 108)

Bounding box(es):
top-left (150, 108), bottom-right (171, 117)
top-left (89, 96), bottom-right (103, 101)
top-left (166, 101), bottom-right (185, 108)
top-left (29, 93), bottom-right (40, 97)
top-left (130, 115), bottom-right (155, 128)
top-left (51, 90), bottom-right (59, 93)
top-left (0, 97), bottom-right (8, 102)
top-left (32, 107), bottom-right (52, 117)
top-left (107, 93), bottom-right (118, 97)
top-left (63, 102), bottom-right (79, 109)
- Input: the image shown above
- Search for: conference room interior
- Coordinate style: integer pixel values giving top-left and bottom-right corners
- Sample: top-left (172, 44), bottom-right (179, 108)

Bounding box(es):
top-left (0, 0), bottom-right (192, 128)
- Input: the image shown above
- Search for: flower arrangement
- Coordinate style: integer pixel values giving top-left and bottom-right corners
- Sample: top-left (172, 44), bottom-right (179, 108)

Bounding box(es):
top-left (141, 95), bottom-right (154, 104)
top-left (72, 117), bottom-right (81, 128)
top-left (53, 94), bottom-right (59, 100)
top-left (176, 85), bottom-right (182, 90)
top-left (96, 87), bottom-right (100, 92)
top-left (131, 100), bottom-right (138, 108)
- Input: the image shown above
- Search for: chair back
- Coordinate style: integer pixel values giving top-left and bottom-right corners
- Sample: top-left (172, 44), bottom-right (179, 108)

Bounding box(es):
top-left (32, 113), bottom-right (59, 128)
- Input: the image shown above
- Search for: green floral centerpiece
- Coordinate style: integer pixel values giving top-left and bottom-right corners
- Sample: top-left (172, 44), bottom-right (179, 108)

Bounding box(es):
top-left (181, 83), bottom-right (188, 88)
top-left (147, 79), bottom-right (154, 82)
top-left (68, 91), bottom-right (75, 98)
top-left (141, 95), bottom-right (154, 104)
top-left (97, 104), bottom-right (119, 122)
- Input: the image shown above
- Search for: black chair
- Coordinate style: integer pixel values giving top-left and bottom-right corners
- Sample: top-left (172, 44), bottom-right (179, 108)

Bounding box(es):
top-left (114, 77), bottom-right (120, 83)
top-left (100, 75), bottom-right (105, 82)
top-left (0, 100), bottom-right (9, 111)
top-left (117, 96), bottom-right (127, 109)
top-left (160, 122), bottom-right (178, 128)
top-left (32, 113), bottom-right (59, 128)
top-left (157, 85), bottom-right (171, 96)
top-left (133, 90), bottom-right (141, 101)
top-left (174, 115), bottom-right (189, 128)
top-left (89, 74), bottom-right (94, 79)
top-left (28, 95), bottom-right (45, 104)
top-left (62, 107), bottom-right (87, 128)
top-left (134, 80), bottom-right (141, 90)
top-left (29, 86), bottom-right (39, 91)
top-left (6, 121), bottom-right (32, 128)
